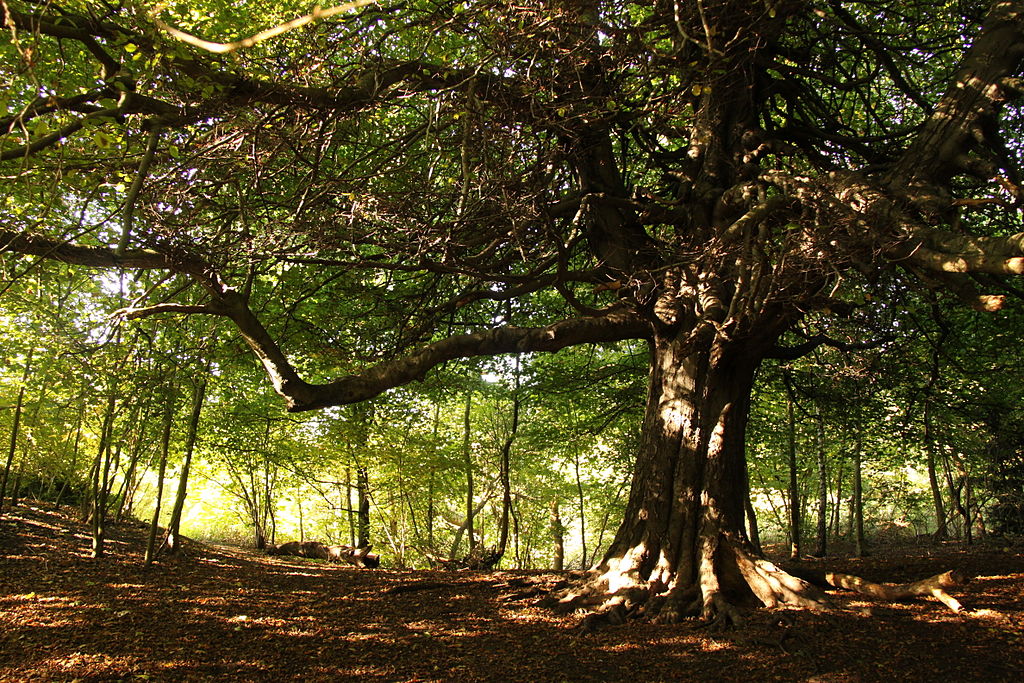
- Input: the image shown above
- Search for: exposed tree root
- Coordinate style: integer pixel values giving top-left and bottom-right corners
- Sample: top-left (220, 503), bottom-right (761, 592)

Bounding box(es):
top-left (541, 550), bottom-right (831, 631)
top-left (541, 549), bottom-right (969, 633)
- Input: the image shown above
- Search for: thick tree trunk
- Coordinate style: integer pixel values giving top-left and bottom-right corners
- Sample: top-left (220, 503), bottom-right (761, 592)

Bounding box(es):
top-left (565, 331), bottom-right (830, 625)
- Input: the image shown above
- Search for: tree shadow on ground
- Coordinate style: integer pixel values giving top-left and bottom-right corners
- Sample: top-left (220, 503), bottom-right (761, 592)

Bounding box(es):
top-left (2, 506), bottom-right (1022, 681)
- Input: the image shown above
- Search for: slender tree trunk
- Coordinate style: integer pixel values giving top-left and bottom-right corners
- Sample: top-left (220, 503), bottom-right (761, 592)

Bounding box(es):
top-left (10, 359), bottom-right (51, 510)
top-left (145, 384), bottom-right (175, 566)
top-left (55, 400), bottom-right (86, 510)
top-left (345, 468), bottom-right (356, 547)
top-left (426, 464), bottom-right (436, 550)
top-left (9, 457), bottom-right (27, 510)
top-left (81, 437), bottom-right (101, 522)
top-left (740, 429), bottom-right (762, 554)
top-left (91, 392), bottom-right (117, 558)
top-left (941, 449), bottom-right (970, 543)
top-left (830, 455), bottom-right (844, 540)
top-left (950, 453), bottom-right (973, 545)
top-left (449, 496), bottom-right (490, 560)
top-left (462, 390), bottom-right (475, 554)
top-left (593, 479), bottom-right (627, 563)
top-left (852, 428), bottom-right (866, 557)
top-left (163, 379), bottom-right (206, 554)
top-left (744, 494), bottom-right (762, 555)
top-left (115, 407), bottom-right (149, 523)
top-left (813, 410), bottom-right (828, 558)
top-left (571, 436), bottom-right (589, 569)
top-left (924, 401), bottom-right (948, 538)
top-left (427, 402), bottom-right (440, 551)
top-left (551, 499), bottom-right (565, 571)
top-left (511, 495), bottom-right (522, 569)
top-left (784, 378), bottom-right (801, 560)
top-left (0, 350), bottom-right (31, 513)
top-left (495, 366), bottom-right (521, 564)
top-left (963, 463), bottom-right (975, 542)
top-left (356, 466), bottom-right (370, 548)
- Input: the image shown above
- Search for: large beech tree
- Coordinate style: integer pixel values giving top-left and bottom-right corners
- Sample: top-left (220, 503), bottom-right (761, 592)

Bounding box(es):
top-left (3, 0), bottom-right (1024, 622)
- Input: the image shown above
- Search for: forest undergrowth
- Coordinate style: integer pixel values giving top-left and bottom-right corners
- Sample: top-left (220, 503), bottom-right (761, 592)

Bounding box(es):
top-left (1, 506), bottom-right (1022, 682)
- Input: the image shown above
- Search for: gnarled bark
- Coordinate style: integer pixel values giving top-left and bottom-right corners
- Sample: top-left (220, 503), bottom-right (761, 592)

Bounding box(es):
top-left (547, 327), bottom-right (832, 627)
top-left (546, 326), bottom-right (968, 628)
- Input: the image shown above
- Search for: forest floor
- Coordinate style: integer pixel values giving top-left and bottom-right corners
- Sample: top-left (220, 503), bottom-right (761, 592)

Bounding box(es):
top-left (1, 506), bottom-right (1023, 682)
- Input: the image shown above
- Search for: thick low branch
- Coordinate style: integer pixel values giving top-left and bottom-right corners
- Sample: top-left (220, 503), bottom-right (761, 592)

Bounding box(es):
top-left (216, 296), bottom-right (651, 413)
top-left (888, 1), bottom-right (1024, 190)
top-left (0, 230), bottom-right (206, 275)
top-left (901, 229), bottom-right (1024, 275)
top-left (277, 312), bottom-right (652, 411)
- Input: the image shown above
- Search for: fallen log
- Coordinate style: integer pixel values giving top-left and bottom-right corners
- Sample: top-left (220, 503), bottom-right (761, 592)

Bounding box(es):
top-left (327, 544), bottom-right (380, 568)
top-left (266, 540), bottom-right (379, 567)
top-left (788, 566), bottom-right (970, 612)
top-left (825, 569), bottom-right (969, 612)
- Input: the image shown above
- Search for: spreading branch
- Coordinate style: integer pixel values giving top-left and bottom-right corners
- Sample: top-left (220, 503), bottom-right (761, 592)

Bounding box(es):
top-left (223, 295), bottom-right (653, 411)
top-left (153, 1), bottom-right (377, 54)
top-left (0, 230), bottom-right (207, 275)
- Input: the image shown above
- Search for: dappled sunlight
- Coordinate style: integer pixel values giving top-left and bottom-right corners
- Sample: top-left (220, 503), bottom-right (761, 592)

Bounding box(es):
top-left (600, 543), bottom-right (648, 593)
top-left (4, 507), bottom-right (1024, 680)
top-left (35, 652), bottom-right (145, 678)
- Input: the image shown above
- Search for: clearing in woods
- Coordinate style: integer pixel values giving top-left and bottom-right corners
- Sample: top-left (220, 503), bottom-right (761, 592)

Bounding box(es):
top-left (1, 506), bottom-right (1022, 682)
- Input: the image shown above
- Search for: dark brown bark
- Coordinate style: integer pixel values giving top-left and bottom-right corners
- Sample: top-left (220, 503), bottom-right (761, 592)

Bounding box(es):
top-left (356, 466), bottom-right (370, 549)
top-left (562, 327), bottom-right (830, 624)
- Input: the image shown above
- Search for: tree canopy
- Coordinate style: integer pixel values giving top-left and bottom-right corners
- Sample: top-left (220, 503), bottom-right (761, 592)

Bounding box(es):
top-left (4, 0), bottom-right (1024, 623)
